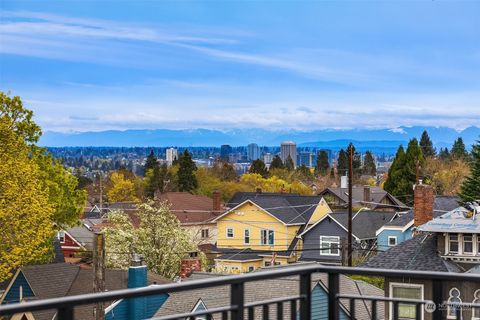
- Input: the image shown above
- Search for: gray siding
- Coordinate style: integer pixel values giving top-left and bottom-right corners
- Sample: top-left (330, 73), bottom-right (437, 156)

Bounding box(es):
top-left (301, 216), bottom-right (347, 263)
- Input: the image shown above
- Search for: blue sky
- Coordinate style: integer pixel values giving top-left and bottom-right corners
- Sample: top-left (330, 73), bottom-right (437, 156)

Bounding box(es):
top-left (1, 1), bottom-right (479, 132)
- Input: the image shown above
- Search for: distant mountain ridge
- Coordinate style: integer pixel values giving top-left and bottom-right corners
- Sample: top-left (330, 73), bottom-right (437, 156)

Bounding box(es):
top-left (40, 126), bottom-right (480, 150)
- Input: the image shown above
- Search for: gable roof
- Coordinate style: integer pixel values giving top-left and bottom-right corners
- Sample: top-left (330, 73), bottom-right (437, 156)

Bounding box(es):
top-left (318, 186), bottom-right (407, 210)
top-left (302, 210), bottom-right (396, 240)
top-left (154, 266), bottom-right (383, 319)
top-left (64, 225), bottom-right (95, 250)
top-left (360, 233), bottom-right (461, 272)
top-left (222, 192), bottom-right (322, 225)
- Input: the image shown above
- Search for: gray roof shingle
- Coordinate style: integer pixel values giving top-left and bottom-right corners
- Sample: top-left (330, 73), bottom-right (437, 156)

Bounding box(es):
top-left (360, 233), bottom-right (461, 272)
top-left (226, 192), bottom-right (322, 225)
top-left (326, 210), bottom-right (397, 239)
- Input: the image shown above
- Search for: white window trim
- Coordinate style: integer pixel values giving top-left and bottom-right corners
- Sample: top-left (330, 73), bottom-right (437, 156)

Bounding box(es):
top-left (389, 282), bottom-right (424, 320)
top-left (191, 299), bottom-right (207, 320)
top-left (447, 287), bottom-right (462, 319)
top-left (320, 236), bottom-right (340, 256)
top-left (260, 229), bottom-right (275, 246)
top-left (244, 228), bottom-right (250, 244)
top-left (462, 234), bottom-right (474, 255)
top-left (472, 289), bottom-right (480, 320)
top-left (388, 236), bottom-right (397, 247)
top-left (226, 227), bottom-right (234, 238)
top-left (201, 229), bottom-right (209, 239)
top-left (57, 231), bottom-right (65, 244)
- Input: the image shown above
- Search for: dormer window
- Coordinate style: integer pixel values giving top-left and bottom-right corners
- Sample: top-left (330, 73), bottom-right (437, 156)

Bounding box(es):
top-left (449, 234), bottom-right (459, 253)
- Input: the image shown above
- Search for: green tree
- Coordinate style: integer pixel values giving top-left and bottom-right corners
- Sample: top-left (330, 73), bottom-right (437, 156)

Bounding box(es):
top-left (458, 141), bottom-right (480, 204)
top-left (384, 145), bottom-right (406, 198)
top-left (420, 130), bottom-right (436, 158)
top-left (0, 119), bottom-right (54, 282)
top-left (144, 149), bottom-right (158, 173)
top-left (1, 92), bottom-right (85, 227)
top-left (211, 160), bottom-right (237, 181)
top-left (337, 149), bottom-right (348, 176)
top-left (285, 155), bottom-right (295, 171)
top-left (177, 150), bottom-right (198, 192)
top-left (249, 159), bottom-right (268, 178)
top-left (451, 138), bottom-right (469, 160)
top-left (269, 155), bottom-right (284, 170)
top-left (439, 147), bottom-right (451, 161)
top-left (104, 202), bottom-right (201, 279)
top-left (296, 164), bottom-right (314, 181)
top-left (314, 151), bottom-right (330, 176)
top-left (362, 151), bottom-right (377, 176)
top-left (144, 164), bottom-right (167, 199)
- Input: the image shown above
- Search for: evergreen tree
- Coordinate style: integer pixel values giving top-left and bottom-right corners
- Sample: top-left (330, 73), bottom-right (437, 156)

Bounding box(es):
top-left (269, 155), bottom-right (284, 170)
top-left (384, 145), bottom-right (406, 199)
top-left (420, 130), bottom-right (436, 158)
top-left (362, 151), bottom-right (377, 176)
top-left (285, 155), bottom-right (295, 171)
top-left (337, 149), bottom-right (348, 176)
top-left (451, 138), bottom-right (468, 160)
top-left (249, 159), bottom-right (268, 178)
top-left (348, 143), bottom-right (362, 177)
top-left (439, 147), bottom-right (451, 161)
top-left (458, 141), bottom-right (480, 204)
top-left (314, 150), bottom-right (330, 176)
top-left (144, 149), bottom-right (158, 173)
top-left (177, 150), bottom-right (198, 192)
top-left (144, 164), bottom-right (167, 198)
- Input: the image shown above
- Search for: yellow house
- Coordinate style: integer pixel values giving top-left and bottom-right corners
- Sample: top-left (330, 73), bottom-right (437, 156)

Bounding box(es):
top-left (213, 192), bottom-right (331, 273)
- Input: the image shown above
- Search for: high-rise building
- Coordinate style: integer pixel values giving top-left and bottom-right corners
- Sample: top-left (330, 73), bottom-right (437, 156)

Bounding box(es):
top-left (263, 153), bottom-right (273, 164)
top-left (166, 148), bottom-right (178, 166)
top-left (220, 144), bottom-right (232, 161)
top-left (247, 143), bottom-right (260, 161)
top-left (298, 151), bottom-right (313, 168)
top-left (280, 141), bottom-right (297, 168)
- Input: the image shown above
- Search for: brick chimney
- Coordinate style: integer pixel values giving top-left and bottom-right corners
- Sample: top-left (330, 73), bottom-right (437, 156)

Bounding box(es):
top-left (414, 182), bottom-right (434, 226)
top-left (363, 186), bottom-right (371, 203)
top-left (179, 252), bottom-right (202, 279)
top-left (212, 190), bottom-right (221, 212)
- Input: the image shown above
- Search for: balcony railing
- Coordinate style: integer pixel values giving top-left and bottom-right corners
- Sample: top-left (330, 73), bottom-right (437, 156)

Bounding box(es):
top-left (1, 264), bottom-right (480, 320)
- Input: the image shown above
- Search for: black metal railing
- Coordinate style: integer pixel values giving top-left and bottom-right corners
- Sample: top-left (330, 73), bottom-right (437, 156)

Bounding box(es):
top-left (1, 264), bottom-right (480, 319)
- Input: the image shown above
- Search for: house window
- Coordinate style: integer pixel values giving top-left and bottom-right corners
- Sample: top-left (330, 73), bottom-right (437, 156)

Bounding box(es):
top-left (244, 229), bottom-right (250, 244)
top-left (260, 229), bottom-right (274, 245)
top-left (201, 229), bottom-right (209, 239)
top-left (320, 236), bottom-right (340, 256)
top-left (248, 266), bottom-right (254, 272)
top-left (447, 288), bottom-right (462, 319)
top-left (388, 236), bottom-right (397, 247)
top-left (264, 261), bottom-right (271, 267)
top-left (449, 234), bottom-right (459, 253)
top-left (390, 283), bottom-right (423, 320)
top-left (472, 289), bottom-right (480, 319)
top-left (226, 228), bottom-right (234, 238)
top-left (463, 235), bottom-right (473, 254)
top-left (57, 231), bottom-right (65, 243)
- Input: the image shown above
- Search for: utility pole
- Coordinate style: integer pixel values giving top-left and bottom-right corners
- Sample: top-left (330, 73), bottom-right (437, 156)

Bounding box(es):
top-left (93, 232), bottom-right (105, 320)
top-left (348, 143), bottom-right (353, 267)
top-left (98, 173), bottom-right (103, 211)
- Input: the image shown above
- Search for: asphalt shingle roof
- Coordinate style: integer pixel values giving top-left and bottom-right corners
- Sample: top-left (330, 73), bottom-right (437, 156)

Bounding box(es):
top-left (328, 210), bottom-right (397, 239)
top-left (434, 196), bottom-right (460, 212)
top-left (65, 225), bottom-right (95, 250)
top-left (318, 186), bottom-right (407, 210)
top-left (360, 233), bottom-right (461, 272)
top-left (227, 192), bottom-right (322, 225)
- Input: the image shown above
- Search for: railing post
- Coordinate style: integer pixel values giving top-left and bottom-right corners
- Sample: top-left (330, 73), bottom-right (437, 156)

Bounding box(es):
top-left (300, 272), bottom-right (312, 320)
top-left (328, 272), bottom-right (339, 320)
top-left (230, 282), bottom-right (244, 320)
top-left (432, 279), bottom-right (444, 320)
top-left (58, 306), bottom-right (74, 320)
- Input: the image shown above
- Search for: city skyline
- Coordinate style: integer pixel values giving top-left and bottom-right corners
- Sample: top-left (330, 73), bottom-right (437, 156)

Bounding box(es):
top-left (1, 1), bottom-right (479, 133)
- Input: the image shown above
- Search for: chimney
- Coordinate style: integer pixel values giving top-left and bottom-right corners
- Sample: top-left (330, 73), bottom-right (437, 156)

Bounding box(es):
top-left (256, 188), bottom-right (262, 194)
top-left (179, 252), bottom-right (202, 279)
top-left (363, 186), bottom-right (371, 203)
top-left (414, 183), bottom-right (434, 226)
top-left (128, 254), bottom-right (147, 319)
top-left (212, 190), bottom-right (221, 212)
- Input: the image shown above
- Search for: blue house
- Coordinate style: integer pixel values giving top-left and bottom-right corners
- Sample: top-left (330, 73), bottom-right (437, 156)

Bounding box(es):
top-left (376, 194), bottom-right (459, 251)
top-left (154, 268), bottom-right (384, 319)
top-left (0, 262), bottom-right (169, 320)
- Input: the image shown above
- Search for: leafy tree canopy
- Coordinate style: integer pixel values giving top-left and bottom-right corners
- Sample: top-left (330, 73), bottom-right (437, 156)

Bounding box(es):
top-left (249, 159), bottom-right (268, 178)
